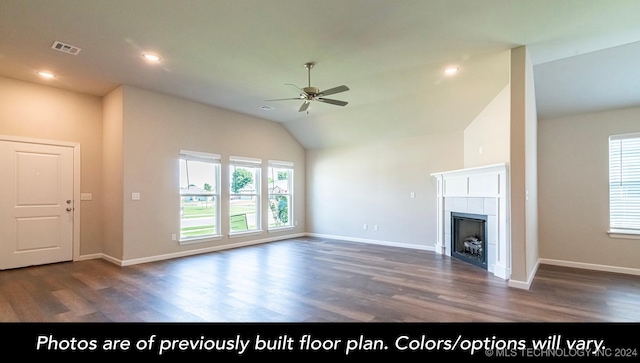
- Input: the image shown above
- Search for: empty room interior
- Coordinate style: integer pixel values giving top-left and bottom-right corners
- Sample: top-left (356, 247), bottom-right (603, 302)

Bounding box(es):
top-left (0, 1), bottom-right (639, 322)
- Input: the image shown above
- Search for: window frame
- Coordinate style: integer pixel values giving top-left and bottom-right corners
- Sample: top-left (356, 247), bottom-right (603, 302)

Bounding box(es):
top-left (608, 132), bottom-right (640, 239)
top-left (228, 156), bottom-right (262, 237)
top-left (179, 150), bottom-right (222, 244)
top-left (268, 160), bottom-right (294, 231)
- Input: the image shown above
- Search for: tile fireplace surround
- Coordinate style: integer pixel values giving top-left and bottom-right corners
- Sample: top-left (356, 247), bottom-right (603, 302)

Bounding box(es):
top-left (431, 163), bottom-right (510, 280)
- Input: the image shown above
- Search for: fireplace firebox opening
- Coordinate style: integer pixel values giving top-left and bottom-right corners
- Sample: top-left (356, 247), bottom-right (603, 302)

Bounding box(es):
top-left (451, 212), bottom-right (488, 270)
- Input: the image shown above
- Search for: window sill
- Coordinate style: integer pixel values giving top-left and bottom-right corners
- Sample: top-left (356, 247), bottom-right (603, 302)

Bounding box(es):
top-left (607, 229), bottom-right (640, 240)
top-left (268, 226), bottom-right (295, 233)
top-left (229, 230), bottom-right (263, 239)
top-left (179, 235), bottom-right (223, 245)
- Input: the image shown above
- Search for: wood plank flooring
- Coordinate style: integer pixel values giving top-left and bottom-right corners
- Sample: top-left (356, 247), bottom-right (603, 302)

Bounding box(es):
top-left (0, 237), bottom-right (638, 322)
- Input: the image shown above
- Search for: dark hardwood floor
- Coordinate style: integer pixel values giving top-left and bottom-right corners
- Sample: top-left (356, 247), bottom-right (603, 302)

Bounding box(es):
top-left (0, 237), bottom-right (638, 322)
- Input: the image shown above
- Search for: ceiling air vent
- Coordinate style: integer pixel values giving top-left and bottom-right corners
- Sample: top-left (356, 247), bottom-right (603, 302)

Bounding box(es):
top-left (51, 41), bottom-right (81, 55)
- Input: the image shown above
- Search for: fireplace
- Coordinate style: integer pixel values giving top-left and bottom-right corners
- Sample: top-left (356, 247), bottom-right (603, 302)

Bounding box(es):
top-left (451, 212), bottom-right (488, 270)
top-left (432, 163), bottom-right (509, 280)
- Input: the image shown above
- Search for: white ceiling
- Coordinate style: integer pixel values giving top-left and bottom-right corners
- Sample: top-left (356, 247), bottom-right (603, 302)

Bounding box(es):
top-left (2, 0), bottom-right (640, 149)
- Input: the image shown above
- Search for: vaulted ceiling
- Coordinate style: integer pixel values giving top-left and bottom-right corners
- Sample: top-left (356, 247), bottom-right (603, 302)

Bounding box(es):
top-left (2, 0), bottom-right (639, 149)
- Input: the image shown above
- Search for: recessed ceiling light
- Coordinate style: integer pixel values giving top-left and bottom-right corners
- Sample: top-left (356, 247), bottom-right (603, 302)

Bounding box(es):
top-left (143, 53), bottom-right (161, 62)
top-left (38, 71), bottom-right (55, 78)
top-left (444, 67), bottom-right (459, 75)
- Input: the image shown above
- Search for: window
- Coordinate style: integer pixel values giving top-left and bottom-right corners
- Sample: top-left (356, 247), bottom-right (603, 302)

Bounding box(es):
top-left (609, 133), bottom-right (640, 236)
top-left (179, 150), bottom-right (221, 242)
top-left (268, 160), bottom-right (293, 230)
top-left (229, 156), bottom-right (261, 234)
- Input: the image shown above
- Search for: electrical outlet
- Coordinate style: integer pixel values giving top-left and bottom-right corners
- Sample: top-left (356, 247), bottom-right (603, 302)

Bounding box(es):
top-left (363, 224), bottom-right (368, 230)
top-left (132, 192), bottom-right (140, 200)
top-left (374, 225), bottom-right (379, 231)
top-left (171, 234), bottom-right (177, 241)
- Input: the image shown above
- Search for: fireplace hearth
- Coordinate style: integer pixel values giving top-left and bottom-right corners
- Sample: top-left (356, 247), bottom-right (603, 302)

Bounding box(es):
top-left (451, 212), bottom-right (487, 270)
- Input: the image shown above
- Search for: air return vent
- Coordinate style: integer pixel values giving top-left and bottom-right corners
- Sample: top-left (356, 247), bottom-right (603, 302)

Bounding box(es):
top-left (51, 41), bottom-right (81, 55)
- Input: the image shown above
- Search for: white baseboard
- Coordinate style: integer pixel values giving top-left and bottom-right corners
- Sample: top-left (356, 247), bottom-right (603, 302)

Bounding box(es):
top-left (306, 233), bottom-right (436, 252)
top-left (86, 232), bottom-right (435, 266)
top-left (509, 258), bottom-right (640, 291)
top-left (539, 258), bottom-right (640, 276)
top-left (508, 260), bottom-right (540, 290)
top-left (72, 252), bottom-right (122, 265)
top-left (100, 253), bottom-right (123, 265)
top-left (99, 233), bottom-right (307, 267)
top-left (74, 253), bottom-right (102, 261)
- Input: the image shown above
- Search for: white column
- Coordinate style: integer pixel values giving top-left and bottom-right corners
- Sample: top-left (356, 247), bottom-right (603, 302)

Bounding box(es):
top-left (492, 168), bottom-right (511, 279)
top-left (434, 175), bottom-right (446, 254)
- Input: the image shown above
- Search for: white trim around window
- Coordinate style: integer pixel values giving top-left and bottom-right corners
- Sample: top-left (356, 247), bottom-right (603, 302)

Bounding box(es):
top-left (268, 160), bottom-right (294, 232)
top-left (179, 150), bottom-right (222, 244)
top-left (229, 156), bottom-right (262, 236)
top-left (608, 132), bottom-right (640, 239)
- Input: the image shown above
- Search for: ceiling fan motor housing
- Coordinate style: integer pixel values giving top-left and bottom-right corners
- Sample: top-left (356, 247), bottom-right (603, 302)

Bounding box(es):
top-left (303, 87), bottom-right (320, 96)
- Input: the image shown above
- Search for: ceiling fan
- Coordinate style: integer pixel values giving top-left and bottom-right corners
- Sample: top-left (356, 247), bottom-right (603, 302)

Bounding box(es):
top-left (267, 62), bottom-right (349, 113)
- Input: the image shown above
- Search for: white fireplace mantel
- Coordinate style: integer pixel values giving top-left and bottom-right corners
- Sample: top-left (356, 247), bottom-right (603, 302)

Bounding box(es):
top-left (431, 163), bottom-right (511, 280)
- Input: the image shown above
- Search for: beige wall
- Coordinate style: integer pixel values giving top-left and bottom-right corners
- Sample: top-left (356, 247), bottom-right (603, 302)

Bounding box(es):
top-left (116, 86), bottom-right (306, 261)
top-left (509, 46), bottom-right (539, 285)
top-left (538, 106), bottom-right (640, 270)
top-left (464, 83), bottom-right (511, 168)
top-left (306, 131), bottom-right (463, 248)
top-left (0, 78), bottom-right (305, 264)
top-left (102, 86), bottom-right (124, 259)
top-left (524, 50), bottom-right (539, 281)
top-left (0, 76), bottom-right (103, 256)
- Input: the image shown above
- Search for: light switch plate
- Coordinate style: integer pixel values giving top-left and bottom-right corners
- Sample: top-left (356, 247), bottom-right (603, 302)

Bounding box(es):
top-left (132, 192), bottom-right (141, 200)
top-left (80, 193), bottom-right (93, 201)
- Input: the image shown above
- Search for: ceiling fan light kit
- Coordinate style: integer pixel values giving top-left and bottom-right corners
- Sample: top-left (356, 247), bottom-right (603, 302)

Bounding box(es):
top-left (267, 62), bottom-right (349, 113)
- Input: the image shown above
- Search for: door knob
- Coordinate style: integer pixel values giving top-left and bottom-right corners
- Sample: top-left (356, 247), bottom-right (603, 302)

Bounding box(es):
top-left (66, 207), bottom-right (73, 212)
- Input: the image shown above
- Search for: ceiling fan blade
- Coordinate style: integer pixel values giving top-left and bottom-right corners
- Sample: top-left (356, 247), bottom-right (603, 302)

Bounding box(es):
top-left (285, 83), bottom-right (306, 94)
top-left (298, 101), bottom-right (310, 112)
top-left (317, 98), bottom-right (348, 106)
top-left (319, 85), bottom-right (349, 97)
top-left (266, 97), bottom-right (303, 101)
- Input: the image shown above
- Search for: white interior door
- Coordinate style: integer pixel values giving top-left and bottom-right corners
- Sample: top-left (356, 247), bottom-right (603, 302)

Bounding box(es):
top-left (0, 140), bottom-right (74, 270)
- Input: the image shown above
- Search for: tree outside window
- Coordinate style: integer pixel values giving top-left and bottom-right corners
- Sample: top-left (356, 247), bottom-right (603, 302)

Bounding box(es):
top-left (268, 162), bottom-right (293, 229)
top-left (229, 157), bottom-right (261, 233)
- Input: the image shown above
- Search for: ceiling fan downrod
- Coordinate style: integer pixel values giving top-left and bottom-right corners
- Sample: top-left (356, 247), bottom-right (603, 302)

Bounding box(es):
top-left (305, 62), bottom-right (314, 87)
top-left (303, 62), bottom-right (319, 96)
